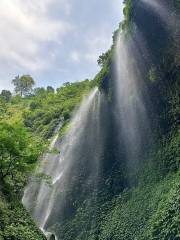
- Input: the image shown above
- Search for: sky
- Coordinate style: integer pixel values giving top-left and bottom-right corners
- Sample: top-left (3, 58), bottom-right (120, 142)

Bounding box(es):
top-left (0, 0), bottom-right (124, 91)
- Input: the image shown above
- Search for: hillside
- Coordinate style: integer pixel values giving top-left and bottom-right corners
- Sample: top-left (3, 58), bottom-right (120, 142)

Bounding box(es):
top-left (0, 80), bottom-right (95, 239)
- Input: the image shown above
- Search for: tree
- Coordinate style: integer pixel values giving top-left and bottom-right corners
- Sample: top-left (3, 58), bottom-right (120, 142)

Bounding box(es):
top-left (0, 90), bottom-right (12, 102)
top-left (63, 82), bottom-right (70, 87)
top-left (0, 98), bottom-right (7, 119)
top-left (34, 87), bottom-right (46, 96)
top-left (47, 86), bottom-right (55, 93)
top-left (97, 50), bottom-right (110, 67)
top-left (12, 75), bottom-right (35, 96)
top-left (0, 123), bottom-right (37, 183)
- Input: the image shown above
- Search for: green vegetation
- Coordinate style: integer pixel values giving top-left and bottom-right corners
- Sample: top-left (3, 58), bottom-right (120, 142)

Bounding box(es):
top-left (0, 0), bottom-right (179, 239)
top-left (0, 192), bottom-right (46, 240)
top-left (0, 78), bottom-right (95, 239)
top-left (0, 123), bottom-right (40, 187)
top-left (122, 0), bottom-right (133, 30)
top-left (12, 75), bottom-right (35, 97)
top-left (0, 90), bottom-right (12, 103)
top-left (23, 80), bottom-right (94, 139)
top-left (99, 173), bottom-right (180, 240)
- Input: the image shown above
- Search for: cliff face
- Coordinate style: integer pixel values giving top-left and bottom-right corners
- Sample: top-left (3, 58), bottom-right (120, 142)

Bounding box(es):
top-left (52, 1), bottom-right (180, 239)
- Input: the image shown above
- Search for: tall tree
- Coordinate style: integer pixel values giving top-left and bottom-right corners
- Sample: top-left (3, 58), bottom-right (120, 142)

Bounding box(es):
top-left (0, 90), bottom-right (12, 102)
top-left (47, 86), bottom-right (55, 93)
top-left (34, 87), bottom-right (46, 97)
top-left (12, 75), bottom-right (35, 96)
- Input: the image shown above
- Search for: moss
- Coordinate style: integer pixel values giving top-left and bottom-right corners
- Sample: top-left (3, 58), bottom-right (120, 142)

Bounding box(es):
top-left (122, 0), bottom-right (133, 30)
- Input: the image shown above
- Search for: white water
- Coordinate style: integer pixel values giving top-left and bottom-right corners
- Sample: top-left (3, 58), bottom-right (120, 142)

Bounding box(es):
top-left (23, 87), bottom-right (100, 239)
top-left (140, 0), bottom-right (177, 31)
top-left (114, 33), bottom-right (149, 175)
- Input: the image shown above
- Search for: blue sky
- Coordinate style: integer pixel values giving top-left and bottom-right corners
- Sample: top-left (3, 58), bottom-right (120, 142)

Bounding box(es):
top-left (0, 0), bottom-right (124, 91)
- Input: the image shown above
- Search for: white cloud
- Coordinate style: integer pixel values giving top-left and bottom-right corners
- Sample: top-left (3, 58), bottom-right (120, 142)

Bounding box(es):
top-left (112, 0), bottom-right (124, 19)
top-left (69, 33), bottom-right (112, 65)
top-left (84, 32), bottom-right (112, 64)
top-left (63, 2), bottom-right (72, 16)
top-left (0, 0), bottom-right (72, 72)
top-left (70, 50), bottom-right (81, 62)
top-left (0, 0), bottom-right (124, 91)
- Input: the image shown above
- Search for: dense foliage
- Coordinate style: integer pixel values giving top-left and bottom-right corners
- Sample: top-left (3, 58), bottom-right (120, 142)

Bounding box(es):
top-left (23, 80), bottom-right (94, 139)
top-left (0, 123), bottom-right (39, 185)
top-left (0, 192), bottom-right (46, 240)
top-left (0, 79), bottom-right (95, 239)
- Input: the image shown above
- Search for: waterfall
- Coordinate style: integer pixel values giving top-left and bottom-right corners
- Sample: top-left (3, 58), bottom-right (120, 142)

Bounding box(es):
top-left (114, 33), bottom-right (150, 181)
top-left (23, 87), bottom-right (102, 239)
top-left (21, 1), bottom-right (178, 239)
top-left (140, 0), bottom-right (178, 31)
top-left (113, 0), bottom-right (178, 179)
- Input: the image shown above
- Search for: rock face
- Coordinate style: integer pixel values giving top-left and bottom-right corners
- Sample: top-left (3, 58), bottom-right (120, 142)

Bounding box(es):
top-left (45, 232), bottom-right (56, 240)
top-left (48, 1), bottom-right (179, 239)
top-left (49, 234), bottom-right (56, 240)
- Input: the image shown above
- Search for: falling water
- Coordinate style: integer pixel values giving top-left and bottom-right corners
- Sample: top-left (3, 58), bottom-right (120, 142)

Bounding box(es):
top-left (23, 87), bottom-right (102, 239)
top-left (140, 0), bottom-right (178, 31)
top-left (114, 33), bottom-right (150, 181)
top-left (114, 0), bottom-right (179, 172)
top-left (22, 1), bottom-right (178, 239)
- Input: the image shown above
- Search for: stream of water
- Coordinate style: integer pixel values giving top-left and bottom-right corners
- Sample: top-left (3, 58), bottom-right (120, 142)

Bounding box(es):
top-left (23, 88), bottom-right (100, 239)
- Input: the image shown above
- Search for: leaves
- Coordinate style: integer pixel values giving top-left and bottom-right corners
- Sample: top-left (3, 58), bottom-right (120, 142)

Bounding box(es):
top-left (12, 75), bottom-right (35, 97)
top-left (0, 123), bottom-right (41, 186)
